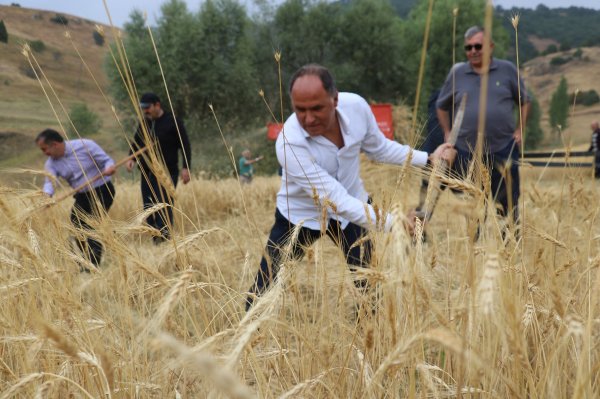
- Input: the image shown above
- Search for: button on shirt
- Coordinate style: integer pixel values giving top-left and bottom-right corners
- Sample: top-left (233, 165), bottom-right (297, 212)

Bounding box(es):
top-left (43, 139), bottom-right (115, 196)
top-left (276, 92), bottom-right (428, 231)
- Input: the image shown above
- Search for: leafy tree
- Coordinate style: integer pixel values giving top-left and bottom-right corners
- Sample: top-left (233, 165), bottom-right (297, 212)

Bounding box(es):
top-left (106, 10), bottom-right (160, 108)
top-left (390, 0), bottom-right (417, 17)
top-left (496, 5), bottom-right (600, 63)
top-left (0, 20), bottom-right (7, 43)
top-left (155, 0), bottom-right (197, 116)
top-left (333, 0), bottom-right (405, 101)
top-left (67, 103), bottom-right (102, 135)
top-left (549, 76), bottom-right (569, 134)
top-left (524, 91), bottom-right (543, 149)
top-left (253, 0), bottom-right (343, 119)
top-left (189, 0), bottom-right (260, 126)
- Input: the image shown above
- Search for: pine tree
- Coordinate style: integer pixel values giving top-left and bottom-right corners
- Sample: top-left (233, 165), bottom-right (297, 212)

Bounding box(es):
top-left (549, 76), bottom-right (569, 134)
top-left (0, 20), bottom-right (8, 43)
top-left (525, 92), bottom-right (544, 149)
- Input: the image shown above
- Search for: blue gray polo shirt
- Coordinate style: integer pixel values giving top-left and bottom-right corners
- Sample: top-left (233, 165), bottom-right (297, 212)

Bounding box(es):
top-left (436, 58), bottom-right (529, 153)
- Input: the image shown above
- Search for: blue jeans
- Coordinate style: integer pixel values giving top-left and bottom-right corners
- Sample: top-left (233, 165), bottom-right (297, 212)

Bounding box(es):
top-left (246, 208), bottom-right (372, 311)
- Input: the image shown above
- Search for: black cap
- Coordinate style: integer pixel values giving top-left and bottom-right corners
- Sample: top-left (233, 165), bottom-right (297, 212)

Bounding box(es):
top-left (139, 92), bottom-right (160, 109)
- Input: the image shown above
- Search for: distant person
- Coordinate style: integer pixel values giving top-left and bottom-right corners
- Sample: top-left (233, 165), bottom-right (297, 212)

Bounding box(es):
top-left (436, 26), bottom-right (530, 225)
top-left (36, 128), bottom-right (116, 268)
top-left (245, 64), bottom-right (454, 311)
top-left (238, 149), bottom-right (263, 184)
top-left (588, 120), bottom-right (600, 178)
top-left (126, 92), bottom-right (192, 243)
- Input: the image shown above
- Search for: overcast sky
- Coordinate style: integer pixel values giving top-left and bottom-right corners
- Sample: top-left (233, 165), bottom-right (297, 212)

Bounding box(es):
top-left (1, 0), bottom-right (599, 27)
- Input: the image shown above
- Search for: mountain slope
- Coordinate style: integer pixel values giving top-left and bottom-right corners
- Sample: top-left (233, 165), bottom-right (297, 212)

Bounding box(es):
top-left (0, 5), bottom-right (122, 173)
top-left (523, 47), bottom-right (600, 147)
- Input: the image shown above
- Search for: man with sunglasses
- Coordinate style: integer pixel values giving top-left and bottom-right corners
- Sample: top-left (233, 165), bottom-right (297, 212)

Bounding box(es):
top-left (436, 26), bottom-right (530, 230)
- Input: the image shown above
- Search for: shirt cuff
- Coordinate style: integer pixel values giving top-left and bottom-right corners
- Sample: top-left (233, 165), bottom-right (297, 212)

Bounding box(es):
top-left (411, 150), bottom-right (429, 167)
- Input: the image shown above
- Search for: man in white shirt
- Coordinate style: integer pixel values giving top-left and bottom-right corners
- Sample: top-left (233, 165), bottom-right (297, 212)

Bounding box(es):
top-left (245, 64), bottom-right (454, 311)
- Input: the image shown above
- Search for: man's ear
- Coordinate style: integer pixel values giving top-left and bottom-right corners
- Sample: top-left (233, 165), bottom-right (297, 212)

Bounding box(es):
top-left (333, 92), bottom-right (338, 107)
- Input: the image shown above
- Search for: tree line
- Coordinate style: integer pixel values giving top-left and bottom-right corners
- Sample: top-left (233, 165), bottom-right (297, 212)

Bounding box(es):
top-left (496, 5), bottom-right (600, 63)
top-left (106, 0), bottom-right (549, 151)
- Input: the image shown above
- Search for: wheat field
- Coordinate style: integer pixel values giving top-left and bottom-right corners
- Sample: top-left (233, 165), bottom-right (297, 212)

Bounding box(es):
top-left (1, 157), bottom-right (599, 398)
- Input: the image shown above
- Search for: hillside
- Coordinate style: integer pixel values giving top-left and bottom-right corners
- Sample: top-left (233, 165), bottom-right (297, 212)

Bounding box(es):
top-left (497, 5), bottom-right (600, 62)
top-left (0, 5), bottom-right (122, 175)
top-left (522, 46), bottom-right (600, 148)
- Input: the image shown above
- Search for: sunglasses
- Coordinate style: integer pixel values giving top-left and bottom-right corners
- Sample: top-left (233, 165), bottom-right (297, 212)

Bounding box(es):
top-left (464, 43), bottom-right (483, 52)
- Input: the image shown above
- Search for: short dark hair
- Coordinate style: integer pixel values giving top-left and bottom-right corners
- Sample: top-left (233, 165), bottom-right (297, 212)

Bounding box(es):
top-left (36, 128), bottom-right (64, 144)
top-left (139, 92), bottom-right (161, 108)
top-left (289, 64), bottom-right (337, 96)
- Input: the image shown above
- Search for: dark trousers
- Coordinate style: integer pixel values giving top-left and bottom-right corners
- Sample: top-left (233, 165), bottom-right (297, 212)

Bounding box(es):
top-left (246, 208), bottom-right (372, 311)
top-left (453, 141), bottom-right (520, 222)
top-left (70, 181), bottom-right (115, 266)
top-left (141, 171), bottom-right (178, 239)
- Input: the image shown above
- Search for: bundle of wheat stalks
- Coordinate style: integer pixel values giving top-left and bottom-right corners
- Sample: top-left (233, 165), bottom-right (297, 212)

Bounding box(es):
top-left (0, 161), bottom-right (599, 398)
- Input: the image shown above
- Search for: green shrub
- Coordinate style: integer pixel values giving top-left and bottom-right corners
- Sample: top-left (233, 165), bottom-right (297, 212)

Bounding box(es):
top-left (92, 30), bottom-right (104, 46)
top-left (543, 44), bottom-right (558, 54)
top-left (550, 56), bottom-right (569, 66)
top-left (28, 39), bottom-right (45, 53)
top-left (569, 90), bottom-right (600, 106)
top-left (67, 103), bottom-right (102, 135)
top-left (559, 42), bottom-right (571, 51)
top-left (50, 14), bottom-right (68, 25)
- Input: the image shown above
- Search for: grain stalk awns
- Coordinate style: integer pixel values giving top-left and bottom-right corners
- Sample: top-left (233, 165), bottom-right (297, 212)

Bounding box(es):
top-left (154, 333), bottom-right (255, 399)
top-left (2, 4), bottom-right (600, 397)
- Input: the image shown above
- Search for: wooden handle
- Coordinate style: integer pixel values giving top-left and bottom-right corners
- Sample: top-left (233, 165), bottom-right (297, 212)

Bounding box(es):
top-left (53, 146), bottom-right (148, 203)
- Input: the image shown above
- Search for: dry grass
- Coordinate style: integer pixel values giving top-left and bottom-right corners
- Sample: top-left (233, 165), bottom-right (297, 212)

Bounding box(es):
top-left (1, 161), bottom-right (600, 397)
top-left (2, 4), bottom-right (600, 397)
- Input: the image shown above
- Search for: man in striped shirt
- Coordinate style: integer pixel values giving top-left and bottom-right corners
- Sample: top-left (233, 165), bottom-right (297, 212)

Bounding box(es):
top-left (36, 128), bottom-right (116, 268)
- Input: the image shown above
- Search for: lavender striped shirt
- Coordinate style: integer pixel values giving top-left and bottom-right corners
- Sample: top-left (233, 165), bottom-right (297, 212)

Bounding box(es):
top-left (43, 139), bottom-right (115, 196)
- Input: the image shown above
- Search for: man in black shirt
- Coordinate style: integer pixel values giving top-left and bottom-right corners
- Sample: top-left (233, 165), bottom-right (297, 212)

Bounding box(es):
top-left (126, 92), bottom-right (192, 242)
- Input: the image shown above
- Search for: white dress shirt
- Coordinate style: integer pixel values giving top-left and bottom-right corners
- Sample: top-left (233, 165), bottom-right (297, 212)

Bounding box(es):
top-left (276, 92), bottom-right (428, 231)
